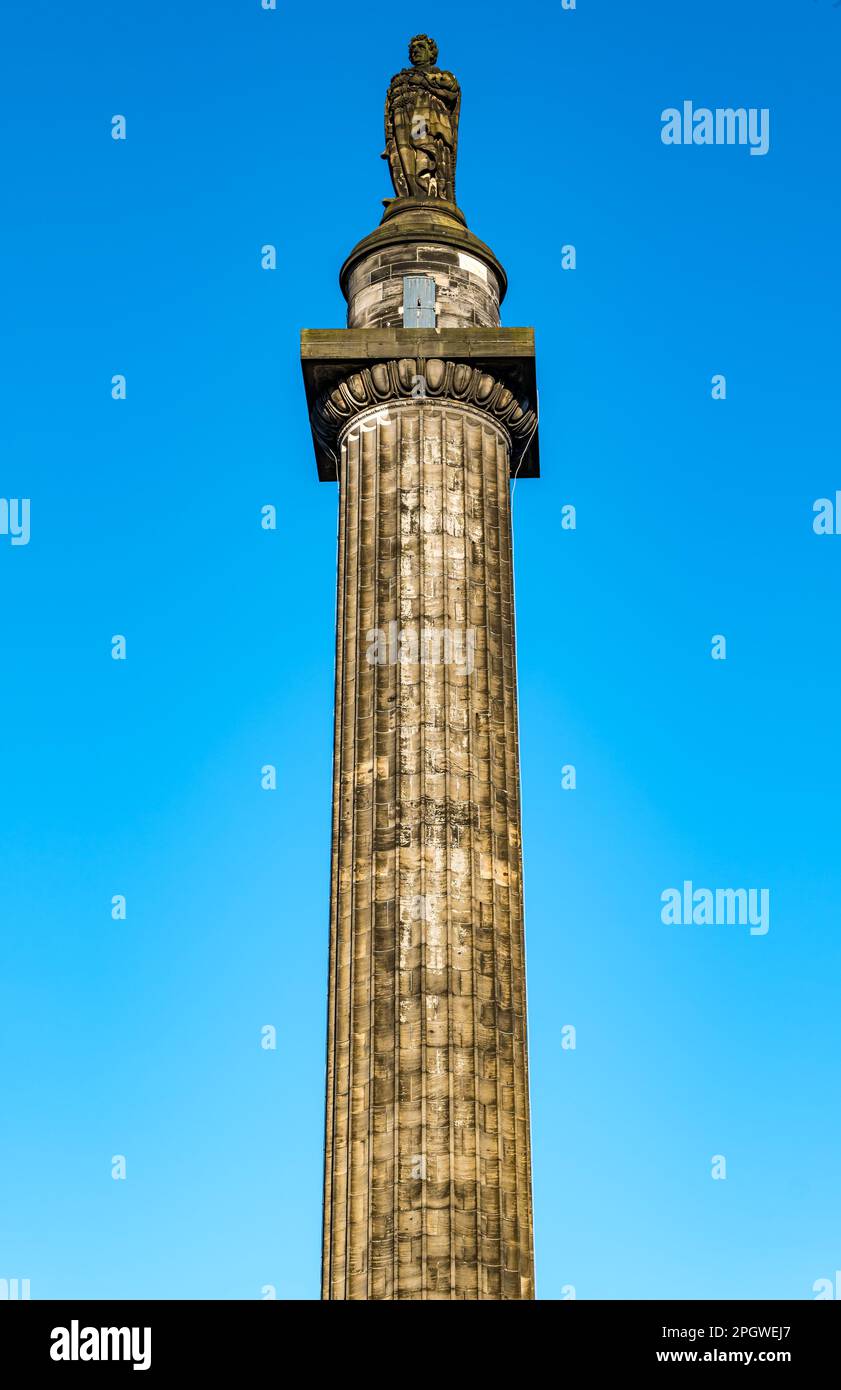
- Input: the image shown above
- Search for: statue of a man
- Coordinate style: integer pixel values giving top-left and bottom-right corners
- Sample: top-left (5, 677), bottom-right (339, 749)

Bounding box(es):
top-left (382, 35), bottom-right (461, 205)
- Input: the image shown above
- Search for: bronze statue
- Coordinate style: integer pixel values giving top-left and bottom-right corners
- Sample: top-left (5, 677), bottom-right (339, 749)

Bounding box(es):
top-left (382, 35), bottom-right (460, 205)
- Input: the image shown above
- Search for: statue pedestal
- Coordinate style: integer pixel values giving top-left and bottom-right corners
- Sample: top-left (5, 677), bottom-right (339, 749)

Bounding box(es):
top-left (339, 202), bottom-right (509, 335)
top-left (381, 196), bottom-right (466, 225)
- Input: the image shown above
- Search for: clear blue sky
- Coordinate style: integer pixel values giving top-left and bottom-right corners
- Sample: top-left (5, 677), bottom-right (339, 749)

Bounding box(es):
top-left (1, 0), bottom-right (839, 1300)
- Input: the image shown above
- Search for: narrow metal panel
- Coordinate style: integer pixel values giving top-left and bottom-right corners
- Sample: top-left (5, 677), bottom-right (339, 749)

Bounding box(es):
top-left (402, 274), bottom-right (436, 328)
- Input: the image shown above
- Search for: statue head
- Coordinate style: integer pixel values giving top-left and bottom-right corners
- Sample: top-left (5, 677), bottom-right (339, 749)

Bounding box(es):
top-left (409, 34), bottom-right (438, 68)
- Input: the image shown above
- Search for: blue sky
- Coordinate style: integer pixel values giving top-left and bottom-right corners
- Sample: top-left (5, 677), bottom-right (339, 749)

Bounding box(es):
top-left (1, 0), bottom-right (839, 1300)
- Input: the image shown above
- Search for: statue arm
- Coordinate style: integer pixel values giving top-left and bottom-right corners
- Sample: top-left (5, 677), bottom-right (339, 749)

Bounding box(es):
top-left (427, 70), bottom-right (460, 106)
top-left (383, 92), bottom-right (394, 148)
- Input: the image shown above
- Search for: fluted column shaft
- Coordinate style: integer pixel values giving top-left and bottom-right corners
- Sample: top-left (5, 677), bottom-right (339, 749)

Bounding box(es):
top-left (322, 397), bottom-right (534, 1300)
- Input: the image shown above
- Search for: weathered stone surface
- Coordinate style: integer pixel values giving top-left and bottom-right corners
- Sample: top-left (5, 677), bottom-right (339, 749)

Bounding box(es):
top-left (322, 401), bottom-right (535, 1299)
top-left (346, 244), bottom-right (501, 331)
top-left (340, 201), bottom-right (508, 310)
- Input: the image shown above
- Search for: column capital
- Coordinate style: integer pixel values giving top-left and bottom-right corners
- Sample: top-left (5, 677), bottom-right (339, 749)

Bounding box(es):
top-left (301, 327), bottom-right (539, 482)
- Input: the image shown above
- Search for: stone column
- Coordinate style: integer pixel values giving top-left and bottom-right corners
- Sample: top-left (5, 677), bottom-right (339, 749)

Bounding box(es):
top-left (303, 200), bottom-right (539, 1302)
